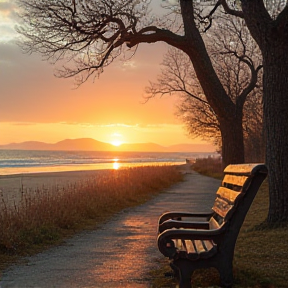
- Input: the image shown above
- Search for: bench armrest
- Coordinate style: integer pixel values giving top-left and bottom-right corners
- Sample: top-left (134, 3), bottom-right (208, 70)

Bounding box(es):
top-left (157, 227), bottom-right (225, 258)
top-left (158, 211), bottom-right (214, 224)
top-left (158, 219), bottom-right (210, 233)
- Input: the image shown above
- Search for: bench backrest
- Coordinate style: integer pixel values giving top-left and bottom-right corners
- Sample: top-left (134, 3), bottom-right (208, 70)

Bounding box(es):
top-left (209, 163), bottom-right (268, 231)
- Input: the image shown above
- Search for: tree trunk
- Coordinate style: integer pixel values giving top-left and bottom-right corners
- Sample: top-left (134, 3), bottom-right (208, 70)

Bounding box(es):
top-left (240, 0), bottom-right (288, 223)
top-left (220, 113), bottom-right (245, 168)
top-left (263, 44), bottom-right (288, 222)
top-left (179, 0), bottom-right (245, 167)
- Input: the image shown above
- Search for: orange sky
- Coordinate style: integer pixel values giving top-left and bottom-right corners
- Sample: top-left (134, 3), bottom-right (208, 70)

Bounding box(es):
top-left (0, 1), bottom-right (214, 150)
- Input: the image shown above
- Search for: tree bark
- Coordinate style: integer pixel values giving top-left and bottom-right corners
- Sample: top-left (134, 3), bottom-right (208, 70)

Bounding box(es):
top-left (263, 44), bottom-right (288, 222)
top-left (241, 0), bottom-right (288, 222)
top-left (220, 113), bottom-right (245, 168)
top-left (179, 0), bottom-right (245, 166)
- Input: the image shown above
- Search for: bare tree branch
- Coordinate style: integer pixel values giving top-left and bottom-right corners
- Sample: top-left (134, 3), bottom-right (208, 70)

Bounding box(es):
top-left (220, 0), bottom-right (244, 18)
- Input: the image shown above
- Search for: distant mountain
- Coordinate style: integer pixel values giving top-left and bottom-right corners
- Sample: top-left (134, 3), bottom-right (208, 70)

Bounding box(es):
top-left (0, 138), bottom-right (215, 153)
top-left (0, 138), bottom-right (114, 152)
top-left (0, 141), bottom-right (52, 150)
top-left (53, 138), bottom-right (113, 151)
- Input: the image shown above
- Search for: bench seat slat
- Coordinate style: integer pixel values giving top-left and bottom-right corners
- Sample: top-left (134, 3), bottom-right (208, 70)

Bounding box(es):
top-left (184, 240), bottom-right (196, 254)
top-left (223, 163), bottom-right (267, 175)
top-left (174, 239), bottom-right (217, 260)
top-left (194, 240), bottom-right (206, 253)
top-left (216, 187), bottom-right (241, 203)
top-left (203, 239), bottom-right (214, 252)
top-left (212, 197), bottom-right (233, 218)
top-left (175, 239), bottom-right (185, 251)
top-left (209, 216), bottom-right (221, 229)
top-left (222, 174), bottom-right (249, 187)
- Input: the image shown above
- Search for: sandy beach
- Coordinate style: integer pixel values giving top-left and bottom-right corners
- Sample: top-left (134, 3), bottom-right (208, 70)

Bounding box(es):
top-left (0, 169), bottom-right (110, 207)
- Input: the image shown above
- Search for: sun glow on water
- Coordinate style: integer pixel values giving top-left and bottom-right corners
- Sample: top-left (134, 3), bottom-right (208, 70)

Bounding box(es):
top-left (113, 158), bottom-right (120, 170)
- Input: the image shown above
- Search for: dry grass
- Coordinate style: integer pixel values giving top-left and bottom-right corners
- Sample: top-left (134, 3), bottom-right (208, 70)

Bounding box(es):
top-left (192, 157), bottom-right (223, 179)
top-left (151, 159), bottom-right (288, 288)
top-left (0, 165), bottom-right (183, 271)
top-left (232, 180), bottom-right (288, 288)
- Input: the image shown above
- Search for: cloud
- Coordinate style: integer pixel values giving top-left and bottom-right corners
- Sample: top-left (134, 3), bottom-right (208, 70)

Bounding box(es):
top-left (0, 23), bottom-right (15, 41)
top-left (120, 60), bottom-right (137, 70)
top-left (97, 123), bottom-right (137, 128)
top-left (0, 1), bottom-right (18, 42)
top-left (9, 122), bottom-right (35, 126)
top-left (0, 1), bottom-right (14, 12)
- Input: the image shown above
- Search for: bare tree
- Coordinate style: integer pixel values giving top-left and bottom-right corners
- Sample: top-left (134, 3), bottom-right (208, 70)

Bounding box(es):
top-left (146, 47), bottom-right (221, 145)
top-left (176, 81), bottom-right (264, 162)
top-left (146, 16), bottom-right (262, 161)
top-left (177, 93), bottom-right (220, 147)
top-left (16, 0), bottom-right (288, 224)
top-left (212, 0), bottom-right (288, 224)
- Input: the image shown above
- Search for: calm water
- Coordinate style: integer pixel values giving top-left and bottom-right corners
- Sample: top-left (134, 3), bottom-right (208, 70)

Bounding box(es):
top-left (0, 149), bottom-right (217, 175)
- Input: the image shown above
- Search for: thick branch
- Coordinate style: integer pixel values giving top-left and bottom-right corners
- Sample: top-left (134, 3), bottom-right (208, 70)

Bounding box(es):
top-left (275, 4), bottom-right (288, 36)
top-left (125, 27), bottom-right (185, 48)
top-left (179, 0), bottom-right (235, 121)
top-left (220, 0), bottom-right (244, 18)
top-left (241, 0), bottom-right (273, 48)
top-left (237, 64), bottom-right (263, 108)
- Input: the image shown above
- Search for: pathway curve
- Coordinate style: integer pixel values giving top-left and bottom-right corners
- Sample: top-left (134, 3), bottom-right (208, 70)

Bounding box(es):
top-left (0, 170), bottom-right (220, 288)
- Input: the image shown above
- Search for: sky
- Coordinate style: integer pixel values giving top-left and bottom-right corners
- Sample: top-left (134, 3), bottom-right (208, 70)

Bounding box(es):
top-left (0, 0), bottom-right (214, 149)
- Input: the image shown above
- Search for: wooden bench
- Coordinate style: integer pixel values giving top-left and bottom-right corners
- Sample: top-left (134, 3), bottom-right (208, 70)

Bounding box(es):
top-left (157, 163), bottom-right (268, 288)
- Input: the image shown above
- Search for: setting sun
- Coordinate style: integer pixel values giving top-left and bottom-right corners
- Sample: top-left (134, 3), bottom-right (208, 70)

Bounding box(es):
top-left (110, 132), bottom-right (124, 146)
top-left (111, 140), bottom-right (123, 146)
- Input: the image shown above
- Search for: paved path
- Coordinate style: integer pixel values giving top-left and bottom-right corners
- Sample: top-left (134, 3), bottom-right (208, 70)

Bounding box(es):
top-left (0, 171), bottom-right (220, 288)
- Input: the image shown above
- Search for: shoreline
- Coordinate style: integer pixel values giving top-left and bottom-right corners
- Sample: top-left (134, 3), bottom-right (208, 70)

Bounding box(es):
top-left (0, 164), bottom-right (189, 207)
top-left (0, 168), bottom-right (110, 180)
top-left (0, 161), bottom-right (185, 177)
top-left (0, 163), bottom-right (122, 177)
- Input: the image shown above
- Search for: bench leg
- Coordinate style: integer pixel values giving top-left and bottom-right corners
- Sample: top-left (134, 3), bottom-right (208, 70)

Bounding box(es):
top-left (171, 260), bottom-right (193, 288)
top-left (218, 264), bottom-right (233, 288)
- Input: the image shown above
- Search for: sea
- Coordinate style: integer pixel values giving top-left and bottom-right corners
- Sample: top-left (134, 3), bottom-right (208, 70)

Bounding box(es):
top-left (0, 149), bottom-right (218, 176)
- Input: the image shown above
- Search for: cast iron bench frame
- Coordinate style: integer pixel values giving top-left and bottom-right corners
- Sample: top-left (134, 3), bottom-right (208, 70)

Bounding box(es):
top-left (157, 163), bottom-right (268, 288)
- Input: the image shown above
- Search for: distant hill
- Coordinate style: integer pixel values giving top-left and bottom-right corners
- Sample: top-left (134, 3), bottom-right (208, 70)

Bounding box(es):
top-left (0, 138), bottom-right (114, 152)
top-left (0, 138), bottom-right (215, 153)
top-left (53, 138), bottom-right (112, 151)
top-left (0, 141), bottom-right (52, 150)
